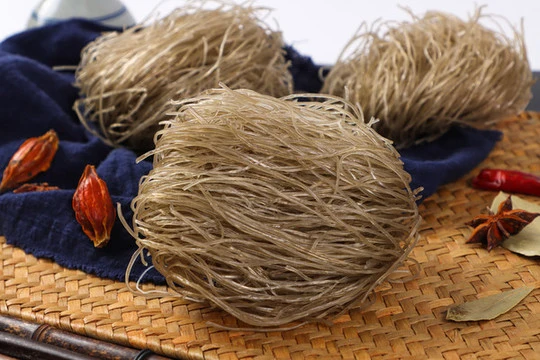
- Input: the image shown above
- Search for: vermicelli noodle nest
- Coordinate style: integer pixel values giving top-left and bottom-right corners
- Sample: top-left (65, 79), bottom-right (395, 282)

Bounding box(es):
top-left (322, 7), bottom-right (534, 148)
top-left (128, 86), bottom-right (421, 327)
top-left (74, 1), bottom-right (293, 152)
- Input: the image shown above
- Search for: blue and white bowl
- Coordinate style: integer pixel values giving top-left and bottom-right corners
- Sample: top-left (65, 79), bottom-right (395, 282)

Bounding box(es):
top-left (27, 0), bottom-right (136, 29)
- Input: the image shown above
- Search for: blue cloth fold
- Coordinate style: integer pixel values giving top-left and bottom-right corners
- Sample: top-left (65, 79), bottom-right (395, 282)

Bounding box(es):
top-left (0, 20), bottom-right (501, 283)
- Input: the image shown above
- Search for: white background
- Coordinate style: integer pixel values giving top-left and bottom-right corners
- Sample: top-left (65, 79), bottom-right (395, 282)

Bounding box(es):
top-left (0, 1), bottom-right (539, 69)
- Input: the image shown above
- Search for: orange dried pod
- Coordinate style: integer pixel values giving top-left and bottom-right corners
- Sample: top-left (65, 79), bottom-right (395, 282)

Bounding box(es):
top-left (72, 165), bottom-right (116, 248)
top-left (13, 182), bottom-right (60, 193)
top-left (0, 129), bottom-right (59, 192)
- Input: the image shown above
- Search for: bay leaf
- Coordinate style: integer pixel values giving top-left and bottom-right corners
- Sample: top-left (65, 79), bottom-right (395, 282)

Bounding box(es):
top-left (446, 287), bottom-right (534, 322)
top-left (490, 192), bottom-right (540, 256)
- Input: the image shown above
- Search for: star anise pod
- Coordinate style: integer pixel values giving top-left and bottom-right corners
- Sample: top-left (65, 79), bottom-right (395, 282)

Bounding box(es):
top-left (465, 195), bottom-right (540, 251)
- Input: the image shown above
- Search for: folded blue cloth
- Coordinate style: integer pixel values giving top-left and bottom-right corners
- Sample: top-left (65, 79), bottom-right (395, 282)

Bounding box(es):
top-left (0, 20), bottom-right (501, 283)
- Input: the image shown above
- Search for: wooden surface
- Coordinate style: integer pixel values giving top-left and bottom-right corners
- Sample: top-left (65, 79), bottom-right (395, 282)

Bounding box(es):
top-left (0, 113), bottom-right (538, 359)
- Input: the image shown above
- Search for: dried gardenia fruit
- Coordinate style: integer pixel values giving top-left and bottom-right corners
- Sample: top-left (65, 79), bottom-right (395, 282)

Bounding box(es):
top-left (0, 129), bottom-right (59, 192)
top-left (13, 182), bottom-right (60, 193)
top-left (72, 165), bottom-right (116, 248)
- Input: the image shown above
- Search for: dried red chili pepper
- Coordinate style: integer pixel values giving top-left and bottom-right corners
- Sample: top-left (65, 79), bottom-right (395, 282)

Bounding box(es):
top-left (471, 168), bottom-right (540, 197)
top-left (72, 165), bottom-right (116, 248)
top-left (0, 129), bottom-right (59, 193)
top-left (465, 195), bottom-right (540, 251)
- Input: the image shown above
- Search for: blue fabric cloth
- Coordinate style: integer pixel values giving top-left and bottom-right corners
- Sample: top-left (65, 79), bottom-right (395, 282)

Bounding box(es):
top-left (0, 20), bottom-right (501, 283)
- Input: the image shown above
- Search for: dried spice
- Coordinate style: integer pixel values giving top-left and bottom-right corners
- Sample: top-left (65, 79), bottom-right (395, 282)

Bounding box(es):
top-left (0, 129), bottom-right (59, 193)
top-left (491, 192), bottom-right (540, 256)
top-left (446, 287), bottom-right (534, 322)
top-left (472, 168), bottom-right (540, 197)
top-left (72, 165), bottom-right (116, 248)
top-left (465, 195), bottom-right (540, 251)
top-left (13, 182), bottom-right (60, 193)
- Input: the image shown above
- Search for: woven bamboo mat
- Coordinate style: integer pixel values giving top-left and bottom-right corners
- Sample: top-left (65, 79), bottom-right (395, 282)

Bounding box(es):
top-left (0, 113), bottom-right (539, 359)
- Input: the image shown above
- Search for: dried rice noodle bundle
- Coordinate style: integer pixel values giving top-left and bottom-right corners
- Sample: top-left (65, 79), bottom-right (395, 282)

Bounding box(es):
top-left (322, 6), bottom-right (533, 148)
top-left (127, 86), bottom-right (421, 327)
top-left (74, 1), bottom-right (292, 151)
